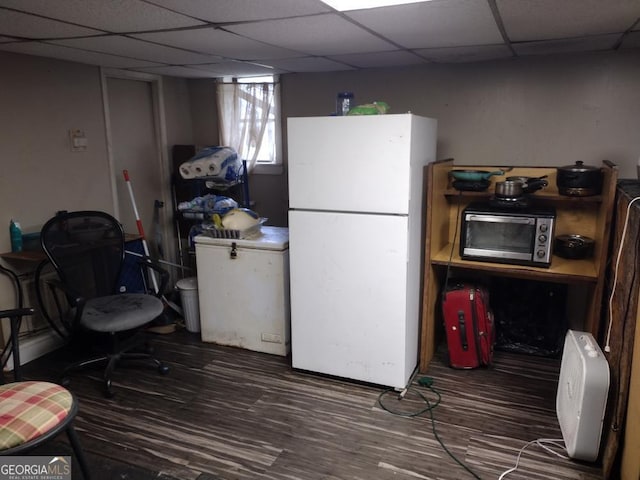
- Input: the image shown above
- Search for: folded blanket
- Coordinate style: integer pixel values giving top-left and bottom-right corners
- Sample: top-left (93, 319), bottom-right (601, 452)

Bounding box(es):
top-left (178, 194), bottom-right (238, 214)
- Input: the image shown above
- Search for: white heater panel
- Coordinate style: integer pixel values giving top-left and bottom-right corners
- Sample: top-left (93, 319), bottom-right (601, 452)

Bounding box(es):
top-left (556, 330), bottom-right (609, 461)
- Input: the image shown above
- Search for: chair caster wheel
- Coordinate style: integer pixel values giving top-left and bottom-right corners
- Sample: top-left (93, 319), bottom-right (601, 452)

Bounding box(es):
top-left (104, 380), bottom-right (115, 398)
top-left (158, 364), bottom-right (170, 375)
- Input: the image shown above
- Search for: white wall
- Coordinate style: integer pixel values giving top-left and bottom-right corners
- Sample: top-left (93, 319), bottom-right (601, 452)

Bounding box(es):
top-left (188, 50), bottom-right (640, 227)
top-left (0, 51), bottom-right (193, 323)
top-left (0, 52), bottom-right (112, 234)
top-left (281, 50), bottom-right (640, 178)
top-left (188, 79), bottom-right (218, 148)
top-left (164, 75), bottom-right (196, 154)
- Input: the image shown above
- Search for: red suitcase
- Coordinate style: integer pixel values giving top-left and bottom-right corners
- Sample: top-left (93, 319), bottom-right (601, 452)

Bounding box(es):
top-left (442, 282), bottom-right (494, 369)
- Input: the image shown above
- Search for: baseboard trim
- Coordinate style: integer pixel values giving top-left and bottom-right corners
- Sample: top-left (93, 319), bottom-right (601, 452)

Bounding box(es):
top-left (4, 330), bottom-right (65, 371)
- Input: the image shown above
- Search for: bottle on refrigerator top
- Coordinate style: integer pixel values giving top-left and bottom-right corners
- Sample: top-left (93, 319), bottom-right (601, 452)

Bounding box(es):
top-left (336, 92), bottom-right (354, 116)
top-left (9, 219), bottom-right (22, 252)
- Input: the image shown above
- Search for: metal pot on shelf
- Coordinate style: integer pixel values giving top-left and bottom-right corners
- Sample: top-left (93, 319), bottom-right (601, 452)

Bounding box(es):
top-left (556, 161), bottom-right (603, 197)
top-left (506, 175), bottom-right (548, 194)
top-left (495, 175), bottom-right (549, 199)
top-left (495, 180), bottom-right (525, 198)
top-left (554, 234), bottom-right (595, 259)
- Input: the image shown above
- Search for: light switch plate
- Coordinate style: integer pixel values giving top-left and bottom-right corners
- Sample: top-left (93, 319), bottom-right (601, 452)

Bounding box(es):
top-left (69, 129), bottom-right (88, 152)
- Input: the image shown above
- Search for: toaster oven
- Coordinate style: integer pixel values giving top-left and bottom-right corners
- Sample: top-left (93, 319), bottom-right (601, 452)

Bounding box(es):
top-left (460, 202), bottom-right (556, 267)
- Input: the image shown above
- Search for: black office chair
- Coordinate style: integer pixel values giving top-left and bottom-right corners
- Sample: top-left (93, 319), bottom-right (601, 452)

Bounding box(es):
top-left (40, 210), bottom-right (170, 397)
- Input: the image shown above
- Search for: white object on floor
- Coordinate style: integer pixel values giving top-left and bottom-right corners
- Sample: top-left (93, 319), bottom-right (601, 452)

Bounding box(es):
top-left (176, 277), bottom-right (200, 333)
top-left (195, 226), bottom-right (290, 356)
top-left (556, 329), bottom-right (610, 461)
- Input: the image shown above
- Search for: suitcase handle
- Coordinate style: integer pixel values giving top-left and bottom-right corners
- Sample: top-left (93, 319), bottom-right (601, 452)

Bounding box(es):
top-left (471, 288), bottom-right (492, 366)
top-left (470, 289), bottom-right (483, 366)
top-left (457, 310), bottom-right (468, 351)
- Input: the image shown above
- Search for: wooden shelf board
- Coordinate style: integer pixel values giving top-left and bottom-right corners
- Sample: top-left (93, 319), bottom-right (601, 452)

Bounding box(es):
top-left (443, 189), bottom-right (603, 203)
top-left (1, 233), bottom-right (143, 263)
top-left (431, 243), bottom-right (598, 283)
top-left (0, 250), bottom-right (46, 262)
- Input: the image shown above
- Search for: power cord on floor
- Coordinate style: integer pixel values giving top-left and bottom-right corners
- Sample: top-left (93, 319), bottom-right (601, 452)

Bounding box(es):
top-left (605, 195), bottom-right (640, 352)
top-left (378, 377), bottom-right (483, 480)
top-left (498, 438), bottom-right (568, 479)
top-left (378, 376), bottom-right (441, 417)
top-left (379, 381), bottom-right (572, 480)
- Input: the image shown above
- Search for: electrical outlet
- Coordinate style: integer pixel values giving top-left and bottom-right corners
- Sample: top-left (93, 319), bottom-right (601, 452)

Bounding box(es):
top-left (261, 333), bottom-right (282, 344)
top-left (69, 129), bottom-right (88, 152)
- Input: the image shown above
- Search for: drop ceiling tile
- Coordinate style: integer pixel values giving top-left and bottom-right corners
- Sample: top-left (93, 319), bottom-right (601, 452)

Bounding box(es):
top-left (0, 0), bottom-right (205, 33)
top-left (133, 27), bottom-right (299, 60)
top-left (145, 0), bottom-right (331, 23)
top-left (191, 61), bottom-right (281, 77)
top-left (496, 0), bottom-right (640, 42)
top-left (226, 13), bottom-right (397, 55)
top-left (513, 34), bottom-right (620, 56)
top-left (415, 44), bottom-right (513, 63)
top-left (620, 31), bottom-right (640, 49)
top-left (0, 8), bottom-right (101, 38)
top-left (263, 56), bottom-right (355, 72)
top-left (345, 0), bottom-right (504, 49)
top-left (0, 41), bottom-right (162, 68)
top-left (130, 65), bottom-right (219, 78)
top-left (328, 50), bottom-right (427, 68)
top-left (51, 36), bottom-right (221, 64)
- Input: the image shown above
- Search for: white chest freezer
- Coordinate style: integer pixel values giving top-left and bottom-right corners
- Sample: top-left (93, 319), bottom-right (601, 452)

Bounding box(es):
top-left (194, 227), bottom-right (290, 356)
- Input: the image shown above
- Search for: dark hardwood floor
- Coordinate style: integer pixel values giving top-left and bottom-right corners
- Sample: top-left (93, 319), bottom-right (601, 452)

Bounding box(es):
top-left (20, 330), bottom-right (603, 480)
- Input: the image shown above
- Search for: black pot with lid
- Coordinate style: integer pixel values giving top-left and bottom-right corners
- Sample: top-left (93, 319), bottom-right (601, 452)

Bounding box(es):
top-left (554, 234), bottom-right (595, 259)
top-left (556, 161), bottom-right (603, 197)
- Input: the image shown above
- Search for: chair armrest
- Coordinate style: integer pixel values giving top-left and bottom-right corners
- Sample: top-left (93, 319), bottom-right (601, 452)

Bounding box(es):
top-left (138, 257), bottom-right (170, 297)
top-left (40, 277), bottom-right (86, 332)
top-left (0, 307), bottom-right (35, 320)
top-left (33, 262), bottom-right (77, 338)
top-left (45, 278), bottom-right (86, 310)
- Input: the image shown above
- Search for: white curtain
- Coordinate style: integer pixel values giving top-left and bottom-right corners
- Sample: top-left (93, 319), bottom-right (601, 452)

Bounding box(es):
top-left (215, 80), bottom-right (278, 172)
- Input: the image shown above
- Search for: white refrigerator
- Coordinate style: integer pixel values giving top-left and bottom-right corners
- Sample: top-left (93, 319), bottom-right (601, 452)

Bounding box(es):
top-left (288, 114), bottom-right (438, 389)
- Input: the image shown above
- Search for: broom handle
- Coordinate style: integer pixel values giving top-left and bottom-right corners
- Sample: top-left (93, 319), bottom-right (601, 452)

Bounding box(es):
top-left (123, 170), bottom-right (160, 294)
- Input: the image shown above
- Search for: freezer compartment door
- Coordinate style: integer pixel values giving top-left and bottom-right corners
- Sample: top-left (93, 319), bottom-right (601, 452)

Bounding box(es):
top-left (196, 242), bottom-right (290, 356)
top-left (287, 114), bottom-right (437, 215)
top-left (289, 210), bottom-right (416, 388)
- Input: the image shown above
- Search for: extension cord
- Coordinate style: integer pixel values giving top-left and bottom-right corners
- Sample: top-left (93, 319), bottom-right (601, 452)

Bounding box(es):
top-left (418, 376), bottom-right (434, 387)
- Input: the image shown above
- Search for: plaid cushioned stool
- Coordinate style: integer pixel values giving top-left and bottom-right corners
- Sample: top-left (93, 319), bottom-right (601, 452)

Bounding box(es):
top-left (1, 382), bottom-right (74, 449)
top-left (0, 308), bottom-right (91, 479)
top-left (0, 382), bottom-right (90, 479)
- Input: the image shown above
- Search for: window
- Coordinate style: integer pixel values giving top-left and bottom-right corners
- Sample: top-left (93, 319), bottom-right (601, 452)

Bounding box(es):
top-left (216, 75), bottom-right (282, 174)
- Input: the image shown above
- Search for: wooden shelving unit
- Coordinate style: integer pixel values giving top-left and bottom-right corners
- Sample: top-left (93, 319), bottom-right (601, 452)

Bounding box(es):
top-left (418, 159), bottom-right (618, 371)
top-left (431, 243), bottom-right (598, 282)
